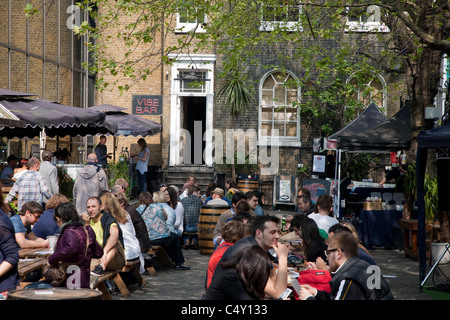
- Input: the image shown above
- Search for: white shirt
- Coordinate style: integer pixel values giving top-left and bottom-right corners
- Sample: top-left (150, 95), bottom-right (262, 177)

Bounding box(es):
top-left (308, 213), bottom-right (339, 234)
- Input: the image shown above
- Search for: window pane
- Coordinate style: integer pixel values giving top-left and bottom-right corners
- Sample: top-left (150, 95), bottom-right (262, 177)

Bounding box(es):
top-left (0, 47), bottom-right (8, 89)
top-left (273, 108), bottom-right (285, 121)
top-left (286, 108), bottom-right (298, 121)
top-left (261, 90), bottom-right (273, 105)
top-left (287, 89), bottom-right (298, 103)
top-left (273, 122), bottom-right (285, 137)
top-left (261, 122), bottom-right (272, 136)
top-left (286, 122), bottom-right (297, 136)
top-left (263, 75), bottom-right (275, 89)
top-left (10, 51), bottom-right (27, 92)
top-left (261, 107), bottom-right (273, 121)
top-left (274, 85), bottom-right (285, 105)
top-left (11, 0), bottom-right (27, 50)
top-left (29, 56), bottom-right (43, 96)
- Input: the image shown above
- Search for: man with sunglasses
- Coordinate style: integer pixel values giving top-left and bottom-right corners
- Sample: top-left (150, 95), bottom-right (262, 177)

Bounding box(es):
top-left (9, 201), bottom-right (48, 249)
top-left (299, 232), bottom-right (393, 300)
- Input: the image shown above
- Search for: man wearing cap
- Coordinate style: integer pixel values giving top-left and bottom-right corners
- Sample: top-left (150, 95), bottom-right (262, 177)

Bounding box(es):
top-left (206, 188), bottom-right (229, 207)
top-left (39, 150), bottom-right (59, 200)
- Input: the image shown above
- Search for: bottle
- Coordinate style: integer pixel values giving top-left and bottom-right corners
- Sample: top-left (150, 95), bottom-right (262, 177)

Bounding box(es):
top-left (281, 217), bottom-right (286, 232)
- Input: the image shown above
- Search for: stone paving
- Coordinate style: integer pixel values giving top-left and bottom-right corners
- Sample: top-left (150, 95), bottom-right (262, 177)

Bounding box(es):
top-left (113, 245), bottom-right (437, 300)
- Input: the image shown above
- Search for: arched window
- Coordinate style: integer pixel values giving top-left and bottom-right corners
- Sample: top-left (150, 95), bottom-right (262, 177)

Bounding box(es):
top-left (347, 72), bottom-right (387, 116)
top-left (259, 70), bottom-right (300, 146)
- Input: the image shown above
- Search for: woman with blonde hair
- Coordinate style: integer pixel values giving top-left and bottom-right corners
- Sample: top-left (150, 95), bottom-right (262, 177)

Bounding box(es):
top-left (101, 192), bottom-right (141, 263)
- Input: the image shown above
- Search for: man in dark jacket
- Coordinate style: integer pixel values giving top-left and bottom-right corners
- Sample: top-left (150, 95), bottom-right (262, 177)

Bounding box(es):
top-left (299, 232), bottom-right (393, 300)
top-left (0, 209), bottom-right (20, 296)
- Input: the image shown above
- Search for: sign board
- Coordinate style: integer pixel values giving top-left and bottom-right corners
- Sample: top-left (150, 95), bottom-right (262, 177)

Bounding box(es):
top-left (132, 95), bottom-right (163, 115)
top-left (312, 154), bottom-right (326, 174)
top-left (302, 179), bottom-right (331, 203)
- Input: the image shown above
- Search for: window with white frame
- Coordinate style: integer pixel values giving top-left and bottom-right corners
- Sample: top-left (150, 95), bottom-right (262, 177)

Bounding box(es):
top-left (345, 5), bottom-right (389, 33)
top-left (260, 2), bottom-right (302, 32)
top-left (347, 73), bottom-right (387, 116)
top-left (178, 70), bottom-right (207, 93)
top-left (259, 71), bottom-right (300, 145)
top-left (176, 9), bottom-right (207, 33)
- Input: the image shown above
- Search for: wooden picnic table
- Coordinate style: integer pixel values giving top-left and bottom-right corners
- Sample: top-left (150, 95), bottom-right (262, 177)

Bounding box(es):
top-left (19, 248), bottom-right (53, 259)
top-left (18, 257), bottom-right (46, 281)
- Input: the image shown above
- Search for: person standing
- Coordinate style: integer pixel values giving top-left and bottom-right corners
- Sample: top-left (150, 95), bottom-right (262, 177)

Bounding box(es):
top-left (4, 157), bottom-right (52, 211)
top-left (94, 135), bottom-right (112, 168)
top-left (39, 150), bottom-right (59, 203)
top-left (132, 138), bottom-right (149, 193)
top-left (73, 153), bottom-right (109, 216)
top-left (308, 195), bottom-right (339, 236)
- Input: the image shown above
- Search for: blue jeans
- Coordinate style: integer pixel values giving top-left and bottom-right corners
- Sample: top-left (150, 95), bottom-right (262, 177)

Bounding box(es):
top-left (183, 225), bottom-right (198, 243)
top-left (137, 171), bottom-right (147, 193)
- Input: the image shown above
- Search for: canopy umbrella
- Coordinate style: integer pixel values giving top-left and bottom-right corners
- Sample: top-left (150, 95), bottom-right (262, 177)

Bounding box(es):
top-left (0, 98), bottom-right (115, 139)
top-left (338, 103), bottom-right (411, 152)
top-left (89, 104), bottom-right (162, 137)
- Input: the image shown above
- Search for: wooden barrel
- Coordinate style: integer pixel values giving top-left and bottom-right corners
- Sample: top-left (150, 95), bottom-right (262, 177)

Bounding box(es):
top-left (198, 205), bottom-right (230, 255)
top-left (8, 288), bottom-right (103, 300)
top-left (237, 179), bottom-right (259, 194)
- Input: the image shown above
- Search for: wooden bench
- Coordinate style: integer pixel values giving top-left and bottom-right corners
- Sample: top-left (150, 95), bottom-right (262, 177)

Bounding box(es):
top-left (144, 246), bottom-right (174, 276)
top-left (92, 271), bottom-right (130, 300)
top-left (121, 259), bottom-right (145, 287)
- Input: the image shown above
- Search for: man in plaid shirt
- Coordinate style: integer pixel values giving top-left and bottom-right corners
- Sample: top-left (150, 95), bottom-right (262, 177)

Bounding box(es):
top-left (180, 185), bottom-right (203, 249)
top-left (4, 157), bottom-right (52, 211)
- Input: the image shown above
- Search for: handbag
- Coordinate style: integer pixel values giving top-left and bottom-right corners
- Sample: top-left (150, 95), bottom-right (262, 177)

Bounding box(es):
top-left (293, 269), bottom-right (332, 300)
top-left (42, 227), bottom-right (90, 287)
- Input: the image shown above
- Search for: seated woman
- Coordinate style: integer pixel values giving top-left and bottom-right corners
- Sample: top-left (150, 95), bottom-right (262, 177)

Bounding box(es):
top-left (205, 245), bottom-right (273, 300)
top-left (141, 193), bottom-right (190, 270)
top-left (41, 202), bottom-right (103, 289)
top-left (290, 216), bottom-right (327, 264)
top-left (206, 220), bottom-right (250, 288)
top-left (137, 191), bottom-right (153, 214)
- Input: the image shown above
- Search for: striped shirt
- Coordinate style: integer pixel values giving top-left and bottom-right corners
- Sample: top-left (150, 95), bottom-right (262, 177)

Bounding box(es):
top-left (5, 170), bottom-right (52, 210)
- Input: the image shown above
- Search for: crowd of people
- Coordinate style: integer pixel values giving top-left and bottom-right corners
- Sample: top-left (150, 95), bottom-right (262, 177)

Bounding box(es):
top-left (0, 151), bottom-right (394, 300)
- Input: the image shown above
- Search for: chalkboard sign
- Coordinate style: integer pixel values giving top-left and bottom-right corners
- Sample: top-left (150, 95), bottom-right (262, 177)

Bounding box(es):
top-left (132, 95), bottom-right (163, 115)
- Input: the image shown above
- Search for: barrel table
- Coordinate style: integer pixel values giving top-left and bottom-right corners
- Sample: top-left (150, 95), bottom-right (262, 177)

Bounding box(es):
top-left (237, 180), bottom-right (259, 194)
top-left (198, 205), bottom-right (230, 255)
top-left (8, 288), bottom-right (103, 300)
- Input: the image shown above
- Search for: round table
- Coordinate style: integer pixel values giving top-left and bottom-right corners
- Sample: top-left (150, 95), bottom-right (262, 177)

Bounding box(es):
top-left (8, 288), bottom-right (103, 300)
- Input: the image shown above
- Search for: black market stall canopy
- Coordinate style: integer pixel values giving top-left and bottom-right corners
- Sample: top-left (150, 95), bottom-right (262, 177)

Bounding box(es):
top-left (89, 104), bottom-right (162, 137)
top-left (328, 102), bottom-right (387, 140)
top-left (416, 123), bottom-right (450, 286)
top-left (338, 103), bottom-right (411, 152)
top-left (0, 98), bottom-right (115, 139)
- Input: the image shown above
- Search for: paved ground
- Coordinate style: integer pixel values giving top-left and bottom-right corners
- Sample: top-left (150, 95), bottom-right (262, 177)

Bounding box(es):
top-left (113, 246), bottom-right (438, 300)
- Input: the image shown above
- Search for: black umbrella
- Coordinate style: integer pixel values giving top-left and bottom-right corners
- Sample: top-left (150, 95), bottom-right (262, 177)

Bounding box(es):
top-left (0, 98), bottom-right (116, 139)
top-left (89, 104), bottom-right (162, 137)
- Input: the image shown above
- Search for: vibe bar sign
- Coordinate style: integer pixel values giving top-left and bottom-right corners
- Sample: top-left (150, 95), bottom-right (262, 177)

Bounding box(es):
top-left (132, 95), bottom-right (163, 115)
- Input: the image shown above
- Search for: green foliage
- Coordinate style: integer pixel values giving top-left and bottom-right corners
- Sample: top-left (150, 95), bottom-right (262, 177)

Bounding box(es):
top-left (424, 174), bottom-right (438, 222)
top-left (107, 161), bottom-right (130, 192)
top-left (343, 153), bottom-right (380, 181)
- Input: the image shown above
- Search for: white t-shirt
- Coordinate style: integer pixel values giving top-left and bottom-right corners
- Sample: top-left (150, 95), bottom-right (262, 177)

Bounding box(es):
top-left (308, 213), bottom-right (339, 234)
top-left (120, 214), bottom-right (141, 260)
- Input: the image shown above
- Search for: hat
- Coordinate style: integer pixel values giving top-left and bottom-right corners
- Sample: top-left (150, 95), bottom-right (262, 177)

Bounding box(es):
top-left (211, 188), bottom-right (225, 197)
top-left (169, 185), bottom-right (180, 194)
top-left (42, 150), bottom-right (53, 159)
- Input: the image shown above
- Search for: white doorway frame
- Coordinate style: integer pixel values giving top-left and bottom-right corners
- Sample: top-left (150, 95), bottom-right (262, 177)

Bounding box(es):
top-left (168, 54), bottom-right (216, 167)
